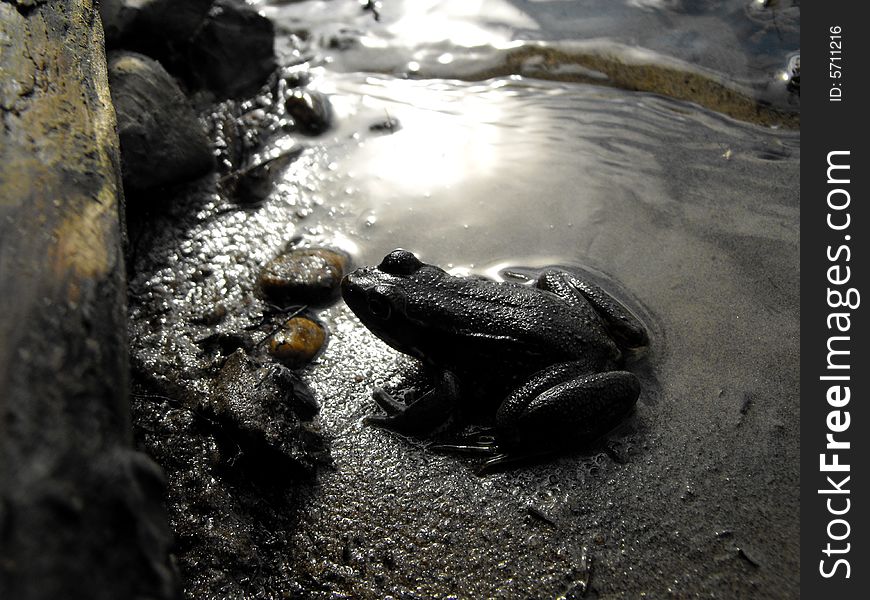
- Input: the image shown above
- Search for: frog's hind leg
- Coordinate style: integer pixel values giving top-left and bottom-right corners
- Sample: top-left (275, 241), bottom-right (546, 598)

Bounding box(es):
top-left (364, 370), bottom-right (460, 435)
top-left (496, 364), bottom-right (640, 451)
top-left (536, 269), bottom-right (648, 349)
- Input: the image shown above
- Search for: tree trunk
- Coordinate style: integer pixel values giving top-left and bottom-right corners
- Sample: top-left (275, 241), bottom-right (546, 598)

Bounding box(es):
top-left (0, 1), bottom-right (177, 598)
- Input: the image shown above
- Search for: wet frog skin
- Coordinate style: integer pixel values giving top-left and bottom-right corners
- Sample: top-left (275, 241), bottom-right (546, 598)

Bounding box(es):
top-left (341, 249), bottom-right (649, 465)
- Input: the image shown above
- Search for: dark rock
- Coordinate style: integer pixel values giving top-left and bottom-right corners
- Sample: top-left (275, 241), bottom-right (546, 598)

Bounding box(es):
top-left (99, 0), bottom-right (214, 53)
top-left (224, 146), bottom-right (304, 204)
top-left (195, 331), bottom-right (255, 356)
top-left (100, 1), bottom-right (276, 99)
top-left (370, 116), bottom-right (401, 133)
top-left (107, 51), bottom-right (214, 192)
top-left (267, 316), bottom-right (328, 368)
top-left (284, 89), bottom-right (333, 136)
top-left (2, 449), bottom-right (180, 600)
top-left (259, 247), bottom-right (350, 307)
top-left (207, 351), bottom-right (326, 479)
top-left (186, 0), bottom-right (277, 98)
top-left (131, 361), bottom-right (324, 598)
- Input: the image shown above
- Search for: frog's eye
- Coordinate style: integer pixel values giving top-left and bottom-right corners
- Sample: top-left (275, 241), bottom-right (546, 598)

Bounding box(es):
top-left (378, 249), bottom-right (422, 275)
top-left (366, 284), bottom-right (405, 320)
top-left (368, 295), bottom-right (392, 320)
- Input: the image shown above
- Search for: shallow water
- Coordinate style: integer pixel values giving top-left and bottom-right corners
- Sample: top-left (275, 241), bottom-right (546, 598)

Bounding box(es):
top-left (130, 1), bottom-right (799, 597)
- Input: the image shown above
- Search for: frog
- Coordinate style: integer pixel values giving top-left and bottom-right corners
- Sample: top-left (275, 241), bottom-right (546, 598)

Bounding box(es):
top-left (341, 249), bottom-right (649, 468)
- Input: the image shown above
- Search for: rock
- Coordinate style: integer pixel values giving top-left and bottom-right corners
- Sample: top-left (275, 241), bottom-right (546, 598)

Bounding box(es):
top-left (259, 247), bottom-right (350, 307)
top-left (208, 351), bottom-right (326, 478)
top-left (107, 51), bottom-right (214, 192)
top-left (284, 89), bottom-right (333, 136)
top-left (224, 146), bottom-right (305, 204)
top-left (99, 0), bottom-right (214, 53)
top-left (370, 116), bottom-right (401, 134)
top-left (100, 0), bottom-right (276, 99)
top-left (186, 0), bottom-right (277, 98)
top-left (131, 352), bottom-right (325, 597)
top-left (267, 316), bottom-right (328, 368)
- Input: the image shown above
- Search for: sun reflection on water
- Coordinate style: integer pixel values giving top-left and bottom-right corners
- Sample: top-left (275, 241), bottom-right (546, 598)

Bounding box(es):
top-left (385, 0), bottom-right (537, 48)
top-left (352, 82), bottom-right (505, 194)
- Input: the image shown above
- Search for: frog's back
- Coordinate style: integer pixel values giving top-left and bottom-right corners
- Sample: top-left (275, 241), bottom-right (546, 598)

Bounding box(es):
top-left (405, 273), bottom-right (618, 368)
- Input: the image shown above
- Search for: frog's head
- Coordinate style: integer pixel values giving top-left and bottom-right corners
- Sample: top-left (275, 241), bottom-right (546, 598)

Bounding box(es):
top-left (341, 249), bottom-right (439, 360)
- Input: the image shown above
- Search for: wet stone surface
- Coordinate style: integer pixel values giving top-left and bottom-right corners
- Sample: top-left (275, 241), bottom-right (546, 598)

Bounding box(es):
top-left (186, 0), bottom-right (277, 98)
top-left (101, 0), bottom-right (276, 100)
top-left (130, 305), bottom-right (330, 596)
top-left (125, 59), bottom-right (348, 597)
top-left (259, 246), bottom-right (349, 307)
top-left (131, 379), bottom-right (318, 598)
top-left (108, 51), bottom-right (214, 193)
top-left (209, 350), bottom-right (325, 473)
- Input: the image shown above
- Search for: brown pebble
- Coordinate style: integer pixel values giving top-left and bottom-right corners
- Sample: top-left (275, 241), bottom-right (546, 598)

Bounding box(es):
top-left (259, 247), bottom-right (349, 306)
top-left (268, 316), bottom-right (327, 368)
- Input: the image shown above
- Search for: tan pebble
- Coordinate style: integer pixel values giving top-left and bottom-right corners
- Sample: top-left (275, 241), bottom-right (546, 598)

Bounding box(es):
top-left (268, 316), bottom-right (327, 367)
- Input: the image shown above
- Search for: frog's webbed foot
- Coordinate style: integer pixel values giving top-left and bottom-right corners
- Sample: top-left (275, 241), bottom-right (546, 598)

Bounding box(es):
top-left (478, 449), bottom-right (557, 475)
top-left (364, 370), bottom-right (460, 435)
top-left (429, 432), bottom-right (561, 474)
top-left (496, 364), bottom-right (640, 451)
top-left (428, 429), bottom-right (533, 475)
top-left (536, 269), bottom-right (648, 349)
top-left (429, 427), bottom-right (499, 455)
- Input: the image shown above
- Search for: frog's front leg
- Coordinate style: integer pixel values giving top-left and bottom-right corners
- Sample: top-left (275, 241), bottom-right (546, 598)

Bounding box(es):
top-left (536, 269), bottom-right (649, 348)
top-left (365, 370), bottom-right (461, 435)
top-left (495, 361), bottom-right (640, 450)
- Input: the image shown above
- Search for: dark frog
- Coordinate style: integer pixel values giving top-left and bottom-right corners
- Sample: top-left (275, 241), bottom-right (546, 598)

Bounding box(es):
top-left (341, 249), bottom-right (649, 467)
